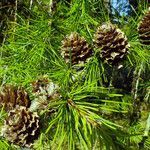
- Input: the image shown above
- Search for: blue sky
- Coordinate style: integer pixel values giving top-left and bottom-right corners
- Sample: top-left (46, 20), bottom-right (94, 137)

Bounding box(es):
top-left (111, 0), bottom-right (131, 16)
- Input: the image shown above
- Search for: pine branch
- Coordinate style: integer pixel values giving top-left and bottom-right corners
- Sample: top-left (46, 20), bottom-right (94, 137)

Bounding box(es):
top-left (132, 63), bottom-right (143, 100)
top-left (29, 0), bottom-right (33, 10)
top-left (136, 82), bottom-right (150, 149)
top-left (130, 63), bottom-right (143, 124)
top-left (144, 87), bottom-right (150, 103)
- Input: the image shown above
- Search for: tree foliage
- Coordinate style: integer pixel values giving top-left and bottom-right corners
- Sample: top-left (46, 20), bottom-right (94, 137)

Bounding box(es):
top-left (0, 0), bottom-right (150, 149)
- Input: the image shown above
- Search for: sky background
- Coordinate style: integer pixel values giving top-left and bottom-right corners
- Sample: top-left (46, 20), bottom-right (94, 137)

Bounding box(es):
top-left (111, 0), bottom-right (131, 16)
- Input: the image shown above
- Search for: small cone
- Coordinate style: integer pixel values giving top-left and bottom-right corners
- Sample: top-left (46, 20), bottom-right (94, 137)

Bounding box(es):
top-left (30, 76), bottom-right (60, 112)
top-left (138, 7), bottom-right (150, 45)
top-left (94, 23), bottom-right (130, 65)
top-left (61, 32), bottom-right (92, 66)
top-left (31, 76), bottom-right (60, 100)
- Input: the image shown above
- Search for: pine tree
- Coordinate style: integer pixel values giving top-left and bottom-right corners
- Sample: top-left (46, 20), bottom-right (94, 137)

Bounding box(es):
top-left (0, 0), bottom-right (150, 149)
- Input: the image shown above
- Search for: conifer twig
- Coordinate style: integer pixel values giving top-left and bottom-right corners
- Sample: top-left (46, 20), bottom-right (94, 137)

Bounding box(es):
top-left (139, 111), bottom-right (150, 149)
top-left (130, 62), bottom-right (143, 123)
top-left (12, 0), bottom-right (17, 39)
top-left (49, 0), bottom-right (56, 15)
top-left (29, 0), bottom-right (33, 10)
top-left (14, 0), bottom-right (17, 23)
top-left (144, 112), bottom-right (150, 137)
top-left (138, 87), bottom-right (150, 147)
top-left (132, 63), bottom-right (143, 100)
top-left (144, 87), bottom-right (150, 103)
top-left (143, 87), bottom-right (150, 136)
top-left (104, 0), bottom-right (111, 13)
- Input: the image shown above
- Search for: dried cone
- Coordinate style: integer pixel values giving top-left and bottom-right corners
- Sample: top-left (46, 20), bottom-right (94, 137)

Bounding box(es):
top-left (61, 32), bottom-right (92, 66)
top-left (138, 8), bottom-right (150, 45)
top-left (1, 106), bottom-right (40, 147)
top-left (31, 76), bottom-right (60, 100)
top-left (0, 85), bottom-right (31, 111)
top-left (30, 76), bottom-right (60, 112)
top-left (94, 23), bottom-right (130, 65)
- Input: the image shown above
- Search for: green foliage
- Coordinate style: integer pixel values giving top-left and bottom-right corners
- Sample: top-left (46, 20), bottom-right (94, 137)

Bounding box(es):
top-left (0, 0), bottom-right (150, 149)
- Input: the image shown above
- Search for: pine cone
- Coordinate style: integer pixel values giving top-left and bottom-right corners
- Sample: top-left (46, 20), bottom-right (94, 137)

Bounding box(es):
top-left (30, 76), bottom-right (60, 112)
top-left (0, 85), bottom-right (31, 111)
top-left (138, 8), bottom-right (150, 45)
top-left (94, 23), bottom-right (130, 65)
top-left (61, 32), bottom-right (92, 66)
top-left (31, 76), bottom-right (60, 100)
top-left (1, 106), bottom-right (40, 147)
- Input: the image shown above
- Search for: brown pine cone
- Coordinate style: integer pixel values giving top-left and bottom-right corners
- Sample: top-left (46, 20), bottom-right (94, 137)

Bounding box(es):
top-left (138, 8), bottom-right (150, 45)
top-left (0, 84), bottom-right (31, 111)
top-left (1, 106), bottom-right (40, 147)
top-left (94, 23), bottom-right (130, 65)
top-left (61, 32), bottom-right (92, 66)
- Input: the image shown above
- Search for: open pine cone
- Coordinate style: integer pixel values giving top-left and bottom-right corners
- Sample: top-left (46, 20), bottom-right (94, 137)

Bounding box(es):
top-left (61, 32), bottom-right (92, 66)
top-left (0, 85), bottom-right (30, 111)
top-left (138, 8), bottom-right (150, 45)
top-left (1, 106), bottom-right (40, 147)
top-left (94, 23), bottom-right (130, 65)
top-left (30, 76), bottom-right (60, 112)
top-left (31, 76), bottom-right (60, 100)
